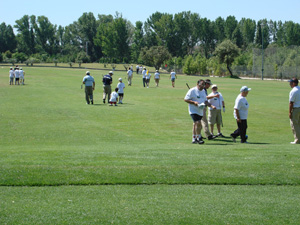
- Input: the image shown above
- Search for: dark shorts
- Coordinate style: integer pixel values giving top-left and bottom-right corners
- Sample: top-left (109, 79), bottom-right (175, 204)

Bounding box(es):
top-left (16, 78), bottom-right (19, 81)
top-left (118, 93), bottom-right (124, 97)
top-left (190, 114), bottom-right (202, 122)
top-left (171, 78), bottom-right (175, 82)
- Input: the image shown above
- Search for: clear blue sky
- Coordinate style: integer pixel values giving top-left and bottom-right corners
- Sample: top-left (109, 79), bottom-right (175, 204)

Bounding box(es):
top-left (1, 0), bottom-right (300, 28)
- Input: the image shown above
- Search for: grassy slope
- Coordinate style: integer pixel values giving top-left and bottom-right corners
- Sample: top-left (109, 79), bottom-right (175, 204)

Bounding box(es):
top-left (0, 66), bottom-right (299, 224)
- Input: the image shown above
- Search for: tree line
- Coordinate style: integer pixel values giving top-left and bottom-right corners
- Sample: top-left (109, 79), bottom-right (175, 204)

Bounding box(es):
top-left (1, 11), bottom-right (300, 75)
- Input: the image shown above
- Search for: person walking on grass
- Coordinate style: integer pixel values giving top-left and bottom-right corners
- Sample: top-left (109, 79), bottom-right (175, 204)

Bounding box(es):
top-left (9, 67), bottom-right (14, 85)
top-left (184, 79), bottom-right (216, 144)
top-left (230, 86), bottom-right (251, 143)
top-left (127, 68), bottom-right (133, 86)
top-left (208, 84), bottom-right (225, 137)
top-left (117, 78), bottom-right (125, 104)
top-left (288, 78), bottom-right (300, 144)
top-left (170, 70), bottom-right (177, 87)
top-left (82, 71), bottom-right (95, 105)
top-left (145, 71), bottom-right (151, 88)
top-left (109, 88), bottom-right (119, 106)
top-left (103, 71), bottom-right (113, 104)
top-left (154, 70), bottom-right (160, 87)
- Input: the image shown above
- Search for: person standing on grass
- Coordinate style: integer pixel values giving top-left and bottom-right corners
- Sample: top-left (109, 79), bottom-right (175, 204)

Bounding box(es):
top-left (288, 78), bottom-right (300, 144)
top-left (184, 79), bottom-right (216, 144)
top-left (14, 67), bottom-right (20, 85)
top-left (127, 68), bottom-right (133, 86)
top-left (200, 79), bottom-right (219, 141)
top-left (19, 67), bottom-right (25, 85)
top-left (136, 64), bottom-right (139, 74)
top-left (142, 67), bottom-right (147, 87)
top-left (208, 84), bottom-right (225, 137)
top-left (117, 78), bottom-right (125, 104)
top-left (170, 70), bottom-right (177, 87)
top-left (230, 86), bottom-right (251, 143)
top-left (82, 71), bottom-right (95, 105)
top-left (9, 67), bottom-right (14, 85)
top-left (102, 71), bottom-right (113, 104)
top-left (154, 70), bottom-right (160, 87)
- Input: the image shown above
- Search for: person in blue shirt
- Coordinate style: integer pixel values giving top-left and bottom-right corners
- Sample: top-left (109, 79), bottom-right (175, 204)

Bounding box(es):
top-left (102, 71), bottom-right (113, 103)
top-left (82, 71), bottom-right (95, 105)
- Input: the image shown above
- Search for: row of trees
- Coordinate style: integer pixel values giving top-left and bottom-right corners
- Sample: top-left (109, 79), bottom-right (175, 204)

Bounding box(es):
top-left (1, 11), bottom-right (300, 75)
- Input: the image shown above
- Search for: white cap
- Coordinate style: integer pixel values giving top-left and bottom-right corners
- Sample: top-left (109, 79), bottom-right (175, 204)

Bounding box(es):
top-left (211, 84), bottom-right (217, 89)
top-left (86, 71), bottom-right (90, 75)
top-left (119, 78), bottom-right (122, 81)
top-left (240, 86), bottom-right (251, 92)
top-left (109, 71), bottom-right (113, 74)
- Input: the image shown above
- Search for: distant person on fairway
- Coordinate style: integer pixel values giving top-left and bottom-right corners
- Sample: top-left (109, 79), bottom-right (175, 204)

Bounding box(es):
top-left (230, 86), bottom-right (251, 143)
top-left (136, 64), bottom-right (139, 74)
top-left (14, 67), bottom-right (20, 85)
top-left (19, 67), bottom-right (25, 85)
top-left (117, 78), bottom-right (125, 104)
top-left (82, 71), bottom-right (95, 105)
top-left (184, 79), bottom-right (216, 144)
top-left (102, 71), bottom-right (113, 104)
top-left (154, 70), bottom-right (160, 87)
top-left (208, 84), bottom-right (225, 137)
top-left (288, 78), bottom-right (300, 144)
top-left (9, 67), bottom-right (14, 85)
top-left (170, 70), bottom-right (177, 87)
top-left (145, 71), bottom-right (151, 88)
top-left (142, 67), bottom-right (147, 87)
top-left (109, 87), bottom-right (119, 106)
top-left (127, 68), bottom-right (133, 86)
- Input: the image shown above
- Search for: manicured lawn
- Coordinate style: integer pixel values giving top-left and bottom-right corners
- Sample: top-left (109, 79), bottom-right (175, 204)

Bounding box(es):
top-left (0, 66), bottom-right (299, 224)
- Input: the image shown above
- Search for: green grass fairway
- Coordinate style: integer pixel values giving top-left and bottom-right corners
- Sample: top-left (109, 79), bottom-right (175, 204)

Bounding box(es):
top-left (0, 66), bottom-right (299, 224)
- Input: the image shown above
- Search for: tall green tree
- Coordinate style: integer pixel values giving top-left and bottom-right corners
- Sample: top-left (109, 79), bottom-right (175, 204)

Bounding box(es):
top-left (239, 18), bottom-right (256, 48)
top-left (14, 15), bottom-right (36, 55)
top-left (140, 46), bottom-right (171, 70)
top-left (131, 21), bottom-right (145, 62)
top-left (214, 17), bottom-right (225, 43)
top-left (35, 16), bottom-right (57, 55)
top-left (214, 39), bottom-right (240, 77)
top-left (225, 16), bottom-right (238, 40)
top-left (0, 23), bottom-right (17, 53)
top-left (255, 20), bottom-right (270, 49)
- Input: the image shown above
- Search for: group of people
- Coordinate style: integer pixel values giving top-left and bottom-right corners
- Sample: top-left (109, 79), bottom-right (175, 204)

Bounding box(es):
top-left (83, 70), bottom-right (125, 106)
top-left (82, 68), bottom-right (300, 145)
top-left (185, 77), bottom-right (300, 145)
top-left (129, 66), bottom-right (177, 88)
top-left (184, 79), bottom-right (228, 144)
top-left (9, 66), bottom-right (25, 85)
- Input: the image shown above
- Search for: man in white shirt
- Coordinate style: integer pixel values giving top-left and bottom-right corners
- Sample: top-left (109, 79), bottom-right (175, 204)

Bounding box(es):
top-left (154, 70), bottom-right (160, 87)
top-left (82, 71), bottom-right (95, 105)
top-left (19, 67), bottom-right (25, 85)
top-left (127, 68), bottom-right (133, 86)
top-left (184, 79), bottom-right (216, 144)
top-left (289, 78), bottom-right (300, 144)
top-left (9, 67), bottom-right (14, 85)
top-left (230, 86), bottom-right (251, 143)
top-left (14, 68), bottom-right (20, 85)
top-left (142, 67), bottom-right (147, 87)
top-left (117, 78), bottom-right (125, 104)
top-left (170, 70), bottom-right (177, 87)
top-left (208, 84), bottom-right (225, 137)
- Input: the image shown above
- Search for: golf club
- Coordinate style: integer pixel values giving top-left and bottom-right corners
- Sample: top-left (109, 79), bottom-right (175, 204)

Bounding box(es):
top-left (186, 83), bottom-right (190, 89)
